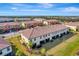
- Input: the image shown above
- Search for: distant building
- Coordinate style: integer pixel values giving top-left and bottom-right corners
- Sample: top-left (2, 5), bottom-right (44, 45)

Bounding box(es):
top-left (0, 21), bottom-right (43, 33)
top-left (0, 17), bottom-right (14, 22)
top-left (24, 20), bottom-right (43, 28)
top-left (20, 24), bottom-right (69, 48)
top-left (33, 18), bottom-right (46, 21)
top-left (65, 22), bottom-right (79, 31)
top-left (0, 19), bottom-right (44, 31)
top-left (0, 37), bottom-right (12, 56)
top-left (43, 19), bottom-right (60, 25)
top-left (0, 17), bottom-right (31, 22)
top-left (14, 18), bottom-right (31, 21)
top-left (0, 22), bottom-right (20, 33)
top-left (0, 19), bottom-right (61, 34)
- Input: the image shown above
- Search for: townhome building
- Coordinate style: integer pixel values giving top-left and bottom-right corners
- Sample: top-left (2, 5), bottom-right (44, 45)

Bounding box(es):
top-left (43, 19), bottom-right (60, 25)
top-left (65, 22), bottom-right (79, 31)
top-left (0, 37), bottom-right (12, 56)
top-left (0, 22), bottom-right (20, 33)
top-left (20, 24), bottom-right (69, 48)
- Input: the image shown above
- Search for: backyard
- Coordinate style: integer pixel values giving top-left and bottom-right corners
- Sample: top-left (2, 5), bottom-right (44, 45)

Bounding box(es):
top-left (6, 35), bottom-right (31, 56)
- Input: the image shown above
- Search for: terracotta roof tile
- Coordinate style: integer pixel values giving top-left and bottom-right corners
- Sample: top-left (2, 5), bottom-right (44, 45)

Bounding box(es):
top-left (0, 22), bottom-right (19, 26)
top-left (0, 37), bottom-right (10, 50)
top-left (21, 24), bottom-right (68, 39)
top-left (65, 22), bottom-right (79, 26)
top-left (45, 19), bottom-right (59, 22)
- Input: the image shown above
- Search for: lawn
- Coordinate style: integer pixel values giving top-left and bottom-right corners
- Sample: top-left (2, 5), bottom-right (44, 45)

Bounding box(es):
top-left (46, 32), bottom-right (79, 56)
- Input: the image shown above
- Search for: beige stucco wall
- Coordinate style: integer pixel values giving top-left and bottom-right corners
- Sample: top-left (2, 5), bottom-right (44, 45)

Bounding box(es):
top-left (66, 25), bottom-right (77, 31)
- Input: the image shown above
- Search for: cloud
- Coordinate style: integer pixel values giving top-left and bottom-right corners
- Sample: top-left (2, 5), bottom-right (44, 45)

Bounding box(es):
top-left (11, 8), bottom-right (47, 12)
top-left (10, 3), bottom-right (48, 12)
top-left (12, 3), bottom-right (54, 9)
top-left (11, 3), bottom-right (25, 6)
top-left (17, 9), bottom-right (47, 12)
top-left (61, 7), bottom-right (79, 12)
top-left (11, 3), bottom-right (33, 8)
top-left (11, 7), bottom-right (17, 10)
top-left (38, 3), bottom-right (54, 8)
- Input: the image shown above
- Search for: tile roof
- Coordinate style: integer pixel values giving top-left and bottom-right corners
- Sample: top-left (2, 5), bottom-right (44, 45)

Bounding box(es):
top-left (45, 19), bottom-right (59, 22)
top-left (0, 18), bottom-right (14, 21)
top-left (20, 24), bottom-right (68, 39)
top-left (0, 21), bottom-right (42, 27)
top-left (33, 18), bottom-right (46, 21)
top-left (24, 20), bottom-right (42, 24)
top-left (0, 18), bottom-right (31, 21)
top-left (0, 20), bottom-right (58, 27)
top-left (65, 22), bottom-right (79, 26)
top-left (0, 37), bottom-right (10, 50)
top-left (0, 22), bottom-right (19, 27)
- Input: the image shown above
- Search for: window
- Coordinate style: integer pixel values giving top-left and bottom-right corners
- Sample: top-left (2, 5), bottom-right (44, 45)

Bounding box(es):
top-left (46, 34), bottom-right (47, 37)
top-left (0, 50), bottom-right (2, 55)
top-left (43, 35), bottom-right (45, 37)
top-left (40, 36), bottom-right (42, 39)
top-left (34, 38), bottom-right (36, 41)
top-left (7, 47), bottom-right (10, 51)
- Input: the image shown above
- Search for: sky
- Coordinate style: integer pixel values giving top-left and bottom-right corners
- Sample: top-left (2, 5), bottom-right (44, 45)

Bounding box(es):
top-left (0, 3), bottom-right (79, 16)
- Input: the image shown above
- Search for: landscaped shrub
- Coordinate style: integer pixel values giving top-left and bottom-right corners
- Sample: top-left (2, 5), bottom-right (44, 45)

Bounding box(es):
top-left (39, 48), bottom-right (46, 56)
top-left (16, 50), bottom-right (25, 56)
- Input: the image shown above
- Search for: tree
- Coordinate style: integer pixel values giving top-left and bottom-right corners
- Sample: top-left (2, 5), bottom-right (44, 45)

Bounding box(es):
top-left (16, 50), bottom-right (25, 56)
top-left (20, 22), bottom-right (26, 29)
top-left (25, 41), bottom-right (33, 53)
top-left (28, 41), bottom-right (33, 48)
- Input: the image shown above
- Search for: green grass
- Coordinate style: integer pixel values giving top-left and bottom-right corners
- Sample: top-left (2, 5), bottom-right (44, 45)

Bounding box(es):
top-left (47, 33), bottom-right (79, 56)
top-left (11, 45), bottom-right (25, 56)
top-left (6, 35), bottom-right (31, 56)
top-left (60, 39), bottom-right (79, 56)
